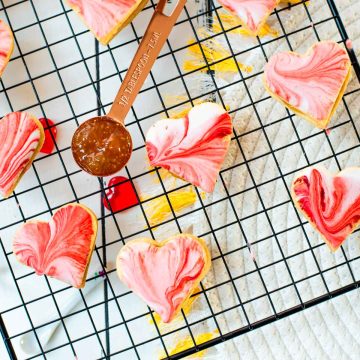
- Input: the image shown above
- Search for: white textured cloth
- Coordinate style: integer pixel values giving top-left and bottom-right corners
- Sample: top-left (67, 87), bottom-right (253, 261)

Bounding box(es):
top-left (205, 1), bottom-right (360, 359)
top-left (215, 290), bottom-right (360, 360)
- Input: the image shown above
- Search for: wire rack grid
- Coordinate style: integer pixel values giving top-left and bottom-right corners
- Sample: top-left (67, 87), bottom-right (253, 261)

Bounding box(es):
top-left (0, 0), bottom-right (360, 359)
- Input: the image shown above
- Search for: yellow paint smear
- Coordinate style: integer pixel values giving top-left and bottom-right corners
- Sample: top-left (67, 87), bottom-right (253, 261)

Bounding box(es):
top-left (151, 167), bottom-right (174, 181)
top-left (170, 107), bottom-right (192, 119)
top-left (159, 330), bottom-right (219, 359)
top-left (149, 167), bottom-right (179, 187)
top-left (286, 0), bottom-right (309, 4)
top-left (184, 37), bottom-right (253, 74)
top-left (211, 12), bottom-right (278, 38)
top-left (237, 23), bottom-right (279, 38)
top-left (162, 95), bottom-right (196, 119)
top-left (200, 192), bottom-right (206, 200)
top-left (142, 187), bottom-right (197, 227)
top-left (149, 287), bottom-right (201, 328)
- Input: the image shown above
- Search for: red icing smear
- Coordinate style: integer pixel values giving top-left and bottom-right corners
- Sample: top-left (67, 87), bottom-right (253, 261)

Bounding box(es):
top-left (103, 176), bottom-right (138, 212)
top-left (293, 169), bottom-right (360, 250)
top-left (39, 118), bottom-right (57, 154)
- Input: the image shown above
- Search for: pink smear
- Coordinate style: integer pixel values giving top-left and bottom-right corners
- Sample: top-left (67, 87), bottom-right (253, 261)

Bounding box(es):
top-left (345, 39), bottom-right (353, 50)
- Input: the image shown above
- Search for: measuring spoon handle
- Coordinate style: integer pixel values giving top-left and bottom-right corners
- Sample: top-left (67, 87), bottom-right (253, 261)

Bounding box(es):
top-left (108, 0), bottom-right (187, 123)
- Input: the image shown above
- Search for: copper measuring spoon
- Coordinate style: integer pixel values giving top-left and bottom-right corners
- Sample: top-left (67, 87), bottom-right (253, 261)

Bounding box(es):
top-left (72, 0), bottom-right (187, 177)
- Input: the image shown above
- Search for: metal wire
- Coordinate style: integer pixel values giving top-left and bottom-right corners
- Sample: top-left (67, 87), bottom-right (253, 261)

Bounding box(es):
top-left (0, 0), bottom-right (359, 359)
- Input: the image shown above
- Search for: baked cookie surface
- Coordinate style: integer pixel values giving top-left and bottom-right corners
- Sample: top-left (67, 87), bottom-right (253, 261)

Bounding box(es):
top-left (264, 41), bottom-right (351, 128)
top-left (117, 234), bottom-right (211, 323)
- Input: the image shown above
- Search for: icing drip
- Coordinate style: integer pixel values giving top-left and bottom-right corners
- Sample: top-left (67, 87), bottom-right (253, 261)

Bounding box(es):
top-left (264, 41), bottom-right (350, 124)
top-left (13, 204), bottom-right (97, 288)
top-left (292, 167), bottom-right (360, 250)
top-left (117, 235), bottom-right (210, 323)
top-left (146, 103), bottom-right (232, 193)
top-left (0, 112), bottom-right (43, 197)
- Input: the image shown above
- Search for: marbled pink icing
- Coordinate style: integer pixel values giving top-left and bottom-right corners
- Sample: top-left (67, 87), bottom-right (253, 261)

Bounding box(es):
top-left (264, 41), bottom-right (350, 124)
top-left (146, 103), bottom-right (232, 193)
top-left (13, 204), bottom-right (97, 288)
top-left (0, 112), bottom-right (42, 198)
top-left (292, 167), bottom-right (360, 251)
top-left (0, 20), bottom-right (13, 76)
top-left (66, 0), bottom-right (137, 42)
top-left (117, 235), bottom-right (209, 323)
top-left (218, 0), bottom-right (278, 33)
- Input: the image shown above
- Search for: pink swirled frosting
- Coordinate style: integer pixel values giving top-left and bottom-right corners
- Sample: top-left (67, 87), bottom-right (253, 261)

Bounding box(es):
top-left (0, 20), bottom-right (13, 76)
top-left (146, 102), bottom-right (232, 193)
top-left (117, 234), bottom-right (210, 323)
top-left (13, 204), bottom-right (98, 288)
top-left (0, 112), bottom-right (44, 198)
top-left (218, 0), bottom-right (278, 34)
top-left (264, 41), bottom-right (351, 127)
top-left (292, 167), bottom-right (360, 251)
top-left (66, 0), bottom-right (140, 44)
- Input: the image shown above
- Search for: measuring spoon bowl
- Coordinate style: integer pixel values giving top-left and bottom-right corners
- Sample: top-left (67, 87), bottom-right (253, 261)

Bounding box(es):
top-left (71, 116), bottom-right (132, 177)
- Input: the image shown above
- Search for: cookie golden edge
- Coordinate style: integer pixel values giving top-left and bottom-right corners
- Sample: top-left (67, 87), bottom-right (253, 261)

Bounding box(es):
top-left (66, 0), bottom-right (150, 45)
top-left (263, 41), bottom-right (352, 129)
top-left (76, 203), bottom-right (98, 289)
top-left (0, 20), bottom-right (14, 77)
top-left (116, 234), bottom-right (212, 322)
top-left (3, 114), bottom-right (45, 199)
top-left (12, 203), bottom-right (98, 289)
top-left (290, 167), bottom-right (360, 252)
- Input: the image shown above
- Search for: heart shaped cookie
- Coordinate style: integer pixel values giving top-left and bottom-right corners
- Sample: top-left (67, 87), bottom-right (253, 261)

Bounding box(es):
top-left (218, 0), bottom-right (279, 35)
top-left (66, 0), bottom-right (149, 45)
top-left (0, 112), bottom-right (44, 198)
top-left (146, 102), bottom-right (232, 193)
top-left (116, 234), bottom-right (211, 323)
top-left (264, 41), bottom-right (351, 129)
top-left (292, 167), bottom-right (360, 251)
top-left (0, 20), bottom-right (14, 77)
top-left (13, 203), bottom-right (98, 288)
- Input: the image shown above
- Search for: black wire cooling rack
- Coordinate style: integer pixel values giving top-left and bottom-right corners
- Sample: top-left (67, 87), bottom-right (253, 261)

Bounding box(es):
top-left (0, 0), bottom-right (360, 359)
